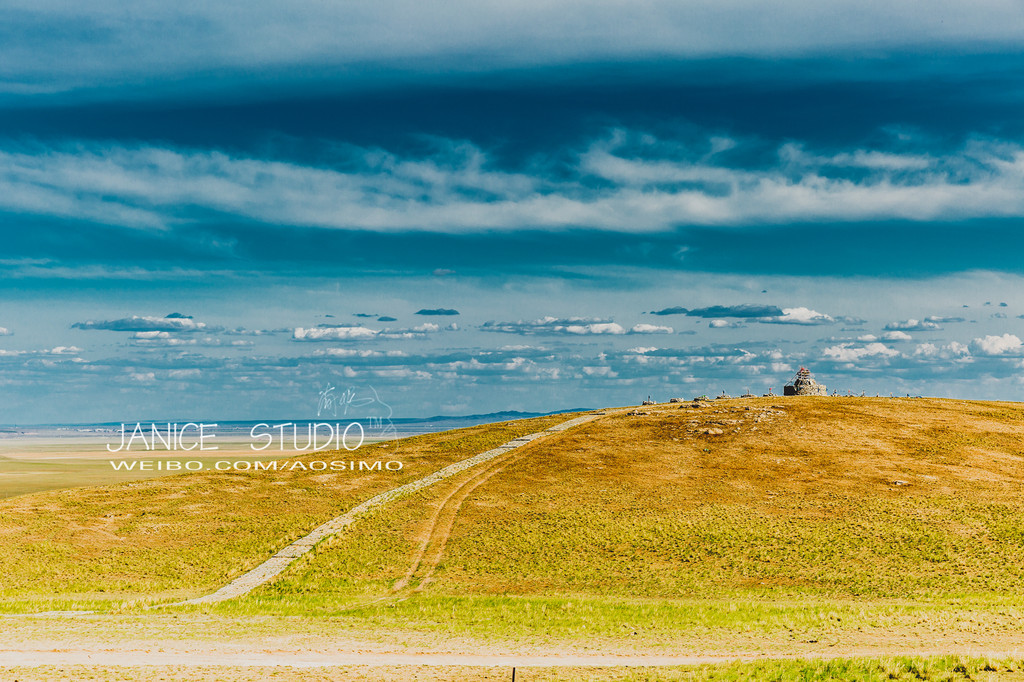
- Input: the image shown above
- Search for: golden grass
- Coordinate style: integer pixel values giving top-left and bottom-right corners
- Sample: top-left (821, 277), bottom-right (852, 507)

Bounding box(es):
top-left (214, 398), bottom-right (1024, 642)
top-left (434, 398), bottom-right (1024, 599)
top-left (8, 396), bottom-right (1024, 656)
top-left (0, 413), bottom-right (574, 611)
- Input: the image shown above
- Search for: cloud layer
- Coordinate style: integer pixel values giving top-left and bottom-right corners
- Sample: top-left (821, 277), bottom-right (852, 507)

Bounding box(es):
top-left (6, 0), bottom-right (1024, 96)
top-left (7, 135), bottom-right (1024, 234)
top-left (72, 314), bottom-right (209, 332)
top-left (4, 1), bottom-right (1024, 94)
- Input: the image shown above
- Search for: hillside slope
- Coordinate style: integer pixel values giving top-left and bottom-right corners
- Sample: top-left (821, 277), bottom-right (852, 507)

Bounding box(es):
top-left (236, 397), bottom-right (1024, 617)
top-left (0, 413), bottom-right (574, 612)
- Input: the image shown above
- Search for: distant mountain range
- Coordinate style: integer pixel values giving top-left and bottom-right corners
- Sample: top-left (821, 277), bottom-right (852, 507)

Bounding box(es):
top-left (399, 408), bottom-right (595, 424)
top-left (1, 408), bottom-right (598, 431)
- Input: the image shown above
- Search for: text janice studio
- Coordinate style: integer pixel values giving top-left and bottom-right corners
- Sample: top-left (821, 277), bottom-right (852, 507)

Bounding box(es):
top-left (106, 422), bottom-right (368, 452)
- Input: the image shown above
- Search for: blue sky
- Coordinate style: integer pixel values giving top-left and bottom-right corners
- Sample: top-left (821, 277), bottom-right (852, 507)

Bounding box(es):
top-left (3, 1), bottom-right (1024, 423)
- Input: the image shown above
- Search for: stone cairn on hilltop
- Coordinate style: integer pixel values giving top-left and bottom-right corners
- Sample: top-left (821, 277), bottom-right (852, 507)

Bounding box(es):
top-left (783, 367), bottom-right (827, 396)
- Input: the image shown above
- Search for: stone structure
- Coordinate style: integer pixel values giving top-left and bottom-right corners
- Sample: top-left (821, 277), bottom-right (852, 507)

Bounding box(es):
top-left (784, 367), bottom-right (827, 396)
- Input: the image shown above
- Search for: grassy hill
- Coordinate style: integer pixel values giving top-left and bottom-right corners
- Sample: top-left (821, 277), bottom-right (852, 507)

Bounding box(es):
top-left (233, 397), bottom-right (1024, 601)
top-left (5, 397), bottom-right (1024, 661)
top-left (202, 397), bottom-right (1024, 648)
top-left (0, 413), bottom-right (572, 612)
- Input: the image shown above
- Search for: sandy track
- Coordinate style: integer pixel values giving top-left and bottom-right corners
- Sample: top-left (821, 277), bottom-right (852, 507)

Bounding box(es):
top-left (0, 648), bottom-right (731, 668)
top-left (2, 645), bottom-right (1023, 669)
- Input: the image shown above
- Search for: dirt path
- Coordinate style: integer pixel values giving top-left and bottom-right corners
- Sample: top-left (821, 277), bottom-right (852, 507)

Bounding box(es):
top-left (2, 644), bottom-right (1022, 669)
top-left (411, 452), bottom-right (513, 592)
top-left (172, 413), bottom-right (604, 606)
top-left (0, 647), bottom-right (728, 668)
top-left (393, 440), bottom-right (526, 595)
top-left (333, 446), bottom-right (526, 612)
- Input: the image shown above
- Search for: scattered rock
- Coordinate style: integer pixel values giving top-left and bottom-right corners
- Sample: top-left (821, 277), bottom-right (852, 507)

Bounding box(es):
top-left (702, 428), bottom-right (724, 436)
top-left (892, 479), bottom-right (911, 486)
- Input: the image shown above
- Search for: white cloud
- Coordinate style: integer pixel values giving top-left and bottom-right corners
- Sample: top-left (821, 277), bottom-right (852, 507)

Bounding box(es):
top-left (0, 346), bottom-right (83, 357)
top-left (913, 341), bottom-right (970, 359)
top-left (293, 326), bottom-right (379, 341)
top-left (48, 346), bottom-right (82, 355)
top-left (629, 323), bottom-right (673, 334)
top-left (563, 322), bottom-right (625, 335)
top-left (312, 348), bottom-right (407, 358)
top-left (971, 333), bottom-right (1023, 355)
top-left (885, 318), bottom-right (941, 332)
top-left (129, 333), bottom-right (229, 347)
top-left (824, 150), bottom-right (932, 171)
top-left (881, 331), bottom-right (913, 341)
top-left (823, 342), bottom-right (901, 362)
top-left (74, 315), bottom-right (208, 332)
top-left (760, 307), bottom-right (834, 325)
top-left (481, 317), bottom-right (626, 335)
top-left (369, 368), bottom-right (432, 380)
top-left (224, 327), bottom-right (288, 336)
top-left (0, 327), bottom-right (10, 336)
